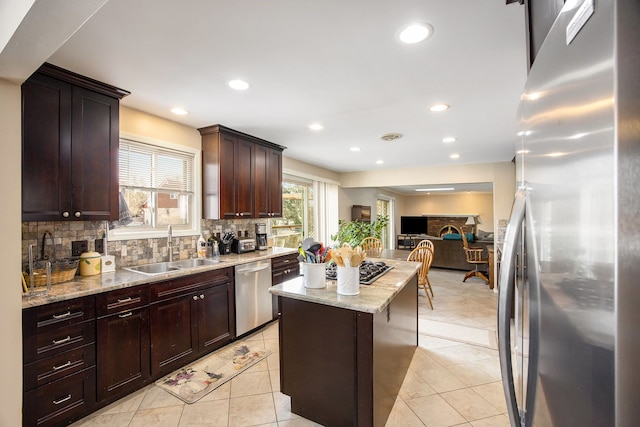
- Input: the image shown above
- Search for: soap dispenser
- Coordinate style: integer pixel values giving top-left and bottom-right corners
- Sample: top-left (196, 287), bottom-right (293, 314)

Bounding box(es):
top-left (197, 235), bottom-right (207, 258)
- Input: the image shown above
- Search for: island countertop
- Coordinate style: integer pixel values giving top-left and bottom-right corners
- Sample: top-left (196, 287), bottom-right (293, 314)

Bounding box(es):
top-left (269, 257), bottom-right (420, 314)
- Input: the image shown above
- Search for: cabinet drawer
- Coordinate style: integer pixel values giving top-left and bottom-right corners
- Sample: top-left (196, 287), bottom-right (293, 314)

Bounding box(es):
top-left (23, 366), bottom-right (96, 427)
top-left (23, 296), bottom-right (95, 332)
top-left (96, 285), bottom-right (149, 317)
top-left (271, 253), bottom-right (299, 270)
top-left (25, 320), bottom-right (95, 364)
top-left (24, 343), bottom-right (95, 391)
top-left (151, 267), bottom-right (232, 302)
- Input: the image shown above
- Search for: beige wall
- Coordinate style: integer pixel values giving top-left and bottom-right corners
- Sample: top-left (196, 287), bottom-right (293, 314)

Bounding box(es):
top-left (402, 192), bottom-right (495, 232)
top-left (339, 161), bottom-right (516, 233)
top-left (0, 78), bottom-right (25, 426)
top-left (120, 106), bottom-right (201, 149)
top-left (283, 156), bottom-right (340, 183)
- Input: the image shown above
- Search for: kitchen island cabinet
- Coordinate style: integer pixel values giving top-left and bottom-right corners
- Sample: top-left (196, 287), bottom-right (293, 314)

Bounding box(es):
top-left (149, 267), bottom-right (235, 377)
top-left (21, 63), bottom-right (129, 222)
top-left (198, 124), bottom-right (285, 219)
top-left (271, 258), bottom-right (419, 427)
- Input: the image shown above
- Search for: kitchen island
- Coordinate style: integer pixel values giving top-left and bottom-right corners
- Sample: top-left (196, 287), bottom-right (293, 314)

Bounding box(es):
top-left (269, 258), bottom-right (419, 427)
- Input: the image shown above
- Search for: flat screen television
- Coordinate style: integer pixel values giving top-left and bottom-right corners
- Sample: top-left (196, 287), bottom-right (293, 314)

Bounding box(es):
top-left (400, 216), bottom-right (428, 235)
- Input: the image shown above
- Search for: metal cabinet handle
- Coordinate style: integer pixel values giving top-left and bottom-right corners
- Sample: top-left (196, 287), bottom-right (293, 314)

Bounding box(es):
top-left (118, 311), bottom-right (133, 318)
top-left (52, 336), bottom-right (71, 345)
top-left (117, 297), bottom-right (133, 303)
top-left (62, 211), bottom-right (70, 218)
top-left (52, 311), bottom-right (71, 319)
top-left (53, 394), bottom-right (72, 405)
top-left (52, 360), bottom-right (72, 371)
top-left (74, 211), bottom-right (81, 218)
top-left (200, 294), bottom-right (205, 299)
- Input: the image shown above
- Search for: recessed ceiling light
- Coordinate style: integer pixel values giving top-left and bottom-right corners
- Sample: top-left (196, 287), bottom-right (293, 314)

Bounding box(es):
top-left (415, 187), bottom-right (455, 192)
top-left (516, 149), bottom-right (530, 154)
top-left (170, 107), bottom-right (188, 115)
top-left (442, 137), bottom-right (457, 143)
top-left (429, 104), bottom-right (450, 112)
top-left (449, 153), bottom-right (460, 159)
top-left (350, 147), bottom-right (361, 152)
top-left (397, 23), bottom-right (434, 44)
top-left (228, 79), bottom-right (250, 90)
top-left (380, 133), bottom-right (403, 141)
top-left (376, 160), bottom-right (384, 165)
top-left (308, 123), bottom-right (324, 131)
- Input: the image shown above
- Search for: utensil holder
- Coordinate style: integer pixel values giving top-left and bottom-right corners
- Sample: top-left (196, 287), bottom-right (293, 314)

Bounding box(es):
top-left (303, 262), bottom-right (327, 288)
top-left (337, 265), bottom-right (360, 295)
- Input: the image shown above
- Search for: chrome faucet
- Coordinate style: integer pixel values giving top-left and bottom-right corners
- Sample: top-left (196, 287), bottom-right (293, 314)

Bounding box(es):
top-left (167, 225), bottom-right (173, 262)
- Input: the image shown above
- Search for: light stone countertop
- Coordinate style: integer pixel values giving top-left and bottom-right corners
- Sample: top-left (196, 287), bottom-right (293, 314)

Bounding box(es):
top-left (269, 256), bottom-right (420, 314)
top-left (22, 247), bottom-right (297, 309)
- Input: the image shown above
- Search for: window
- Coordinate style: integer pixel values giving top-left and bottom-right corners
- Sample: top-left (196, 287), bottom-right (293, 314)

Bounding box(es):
top-left (109, 135), bottom-right (200, 240)
top-left (269, 173), bottom-right (339, 248)
top-left (270, 176), bottom-right (314, 248)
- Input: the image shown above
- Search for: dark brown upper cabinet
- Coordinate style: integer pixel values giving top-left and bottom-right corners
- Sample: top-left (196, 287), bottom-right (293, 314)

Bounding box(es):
top-left (199, 124), bottom-right (285, 220)
top-left (21, 63), bottom-right (129, 222)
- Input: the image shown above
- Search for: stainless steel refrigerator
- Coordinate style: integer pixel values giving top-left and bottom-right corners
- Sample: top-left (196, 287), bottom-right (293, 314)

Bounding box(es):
top-left (498, 0), bottom-right (640, 426)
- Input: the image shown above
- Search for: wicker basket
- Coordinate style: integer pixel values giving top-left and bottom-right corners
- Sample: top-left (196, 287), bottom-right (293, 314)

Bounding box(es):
top-left (23, 258), bottom-right (79, 287)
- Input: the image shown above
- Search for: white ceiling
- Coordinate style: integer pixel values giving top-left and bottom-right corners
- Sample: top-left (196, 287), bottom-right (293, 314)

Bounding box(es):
top-left (40, 0), bottom-right (528, 177)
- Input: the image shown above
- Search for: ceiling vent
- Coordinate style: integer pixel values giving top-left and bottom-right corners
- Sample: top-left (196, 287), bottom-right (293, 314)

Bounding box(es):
top-left (380, 133), bottom-right (403, 142)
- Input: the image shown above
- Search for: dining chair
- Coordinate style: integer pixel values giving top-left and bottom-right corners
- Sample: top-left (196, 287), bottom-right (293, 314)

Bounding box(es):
top-left (460, 231), bottom-right (489, 284)
top-left (360, 237), bottom-right (383, 256)
top-left (415, 240), bottom-right (435, 297)
top-left (407, 246), bottom-right (434, 309)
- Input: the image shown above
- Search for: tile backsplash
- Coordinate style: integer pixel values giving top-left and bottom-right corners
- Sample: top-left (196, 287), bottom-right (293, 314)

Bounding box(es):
top-left (21, 218), bottom-right (267, 269)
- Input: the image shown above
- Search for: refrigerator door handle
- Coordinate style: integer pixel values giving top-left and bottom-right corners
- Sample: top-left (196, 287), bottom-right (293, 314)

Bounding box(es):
top-left (523, 200), bottom-right (540, 427)
top-left (498, 189), bottom-right (526, 427)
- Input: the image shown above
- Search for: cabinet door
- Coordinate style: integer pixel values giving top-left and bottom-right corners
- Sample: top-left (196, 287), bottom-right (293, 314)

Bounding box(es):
top-left (21, 73), bottom-right (72, 221)
top-left (267, 147), bottom-right (283, 217)
top-left (149, 295), bottom-right (198, 377)
top-left (71, 87), bottom-right (119, 220)
top-left (254, 144), bottom-right (270, 218)
top-left (235, 138), bottom-right (254, 217)
top-left (255, 145), bottom-right (283, 218)
top-left (196, 283), bottom-right (233, 353)
top-left (97, 307), bottom-right (150, 403)
top-left (219, 132), bottom-right (237, 218)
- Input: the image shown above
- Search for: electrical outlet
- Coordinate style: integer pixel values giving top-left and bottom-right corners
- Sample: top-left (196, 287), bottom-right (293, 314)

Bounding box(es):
top-left (95, 238), bottom-right (104, 254)
top-left (72, 240), bottom-right (88, 257)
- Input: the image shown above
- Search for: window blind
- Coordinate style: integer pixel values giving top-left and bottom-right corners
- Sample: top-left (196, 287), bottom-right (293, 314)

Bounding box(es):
top-left (119, 138), bottom-right (194, 193)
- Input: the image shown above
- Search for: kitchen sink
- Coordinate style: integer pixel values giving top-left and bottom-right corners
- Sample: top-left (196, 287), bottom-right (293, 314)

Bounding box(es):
top-left (124, 258), bottom-right (223, 276)
top-left (169, 258), bottom-right (223, 268)
top-left (124, 262), bottom-right (181, 276)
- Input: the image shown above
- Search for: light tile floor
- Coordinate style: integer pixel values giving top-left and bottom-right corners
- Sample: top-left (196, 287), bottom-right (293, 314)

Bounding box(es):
top-left (71, 268), bottom-right (508, 427)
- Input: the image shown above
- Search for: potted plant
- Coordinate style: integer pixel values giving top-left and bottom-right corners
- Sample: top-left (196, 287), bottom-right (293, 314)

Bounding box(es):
top-left (331, 215), bottom-right (389, 247)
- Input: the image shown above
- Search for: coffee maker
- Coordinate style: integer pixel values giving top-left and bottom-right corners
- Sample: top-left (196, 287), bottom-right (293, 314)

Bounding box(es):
top-left (255, 223), bottom-right (268, 251)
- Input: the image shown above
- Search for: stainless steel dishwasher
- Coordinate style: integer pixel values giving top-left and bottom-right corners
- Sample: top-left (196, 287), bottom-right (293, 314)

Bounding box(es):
top-left (234, 260), bottom-right (273, 336)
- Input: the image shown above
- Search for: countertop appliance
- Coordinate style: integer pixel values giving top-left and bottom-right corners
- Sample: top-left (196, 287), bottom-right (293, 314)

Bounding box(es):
top-left (255, 223), bottom-right (268, 251)
top-left (235, 260), bottom-right (272, 336)
top-left (231, 238), bottom-right (255, 254)
top-left (499, 1), bottom-right (640, 426)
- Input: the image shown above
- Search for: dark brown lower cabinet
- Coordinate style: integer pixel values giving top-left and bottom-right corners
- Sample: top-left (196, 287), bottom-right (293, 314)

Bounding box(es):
top-left (23, 367), bottom-right (96, 427)
top-left (271, 253), bottom-right (300, 318)
top-left (149, 268), bottom-right (234, 378)
top-left (96, 307), bottom-right (151, 403)
top-left (22, 296), bottom-right (96, 427)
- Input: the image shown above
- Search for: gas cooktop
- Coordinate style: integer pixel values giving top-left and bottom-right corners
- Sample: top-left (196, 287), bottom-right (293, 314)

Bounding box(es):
top-left (325, 261), bottom-right (394, 285)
